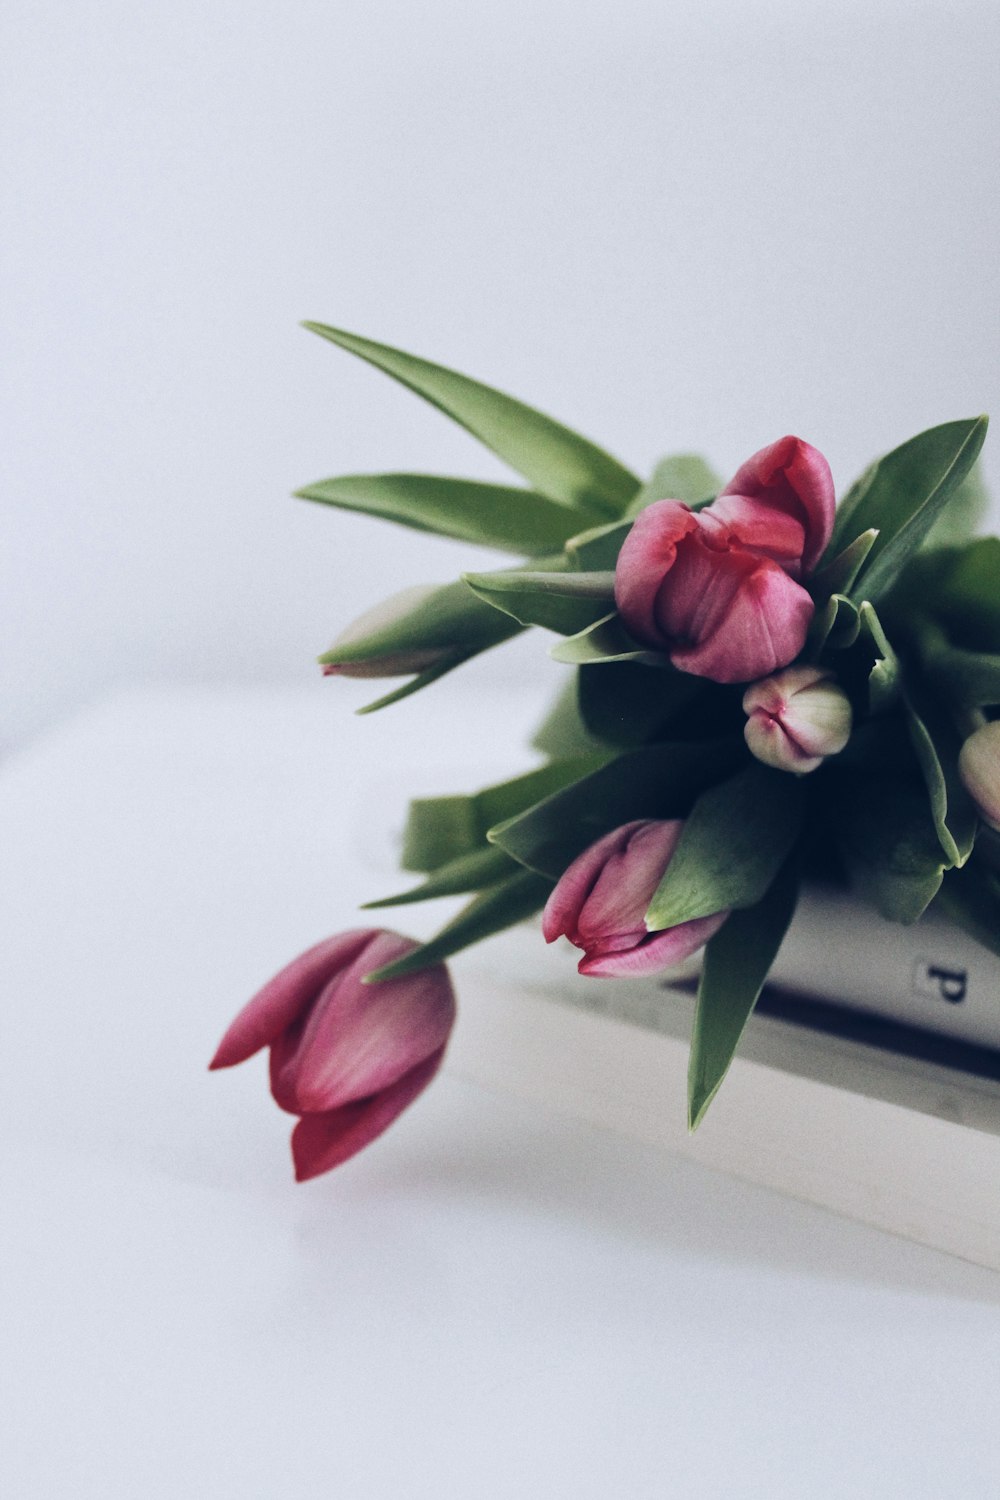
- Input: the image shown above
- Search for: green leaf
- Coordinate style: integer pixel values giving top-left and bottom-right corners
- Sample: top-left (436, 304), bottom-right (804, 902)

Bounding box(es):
top-left (624, 453), bottom-right (723, 519)
top-left (564, 519), bottom-right (635, 571)
top-left (935, 859), bottom-right (1000, 961)
top-left (688, 860), bottom-right (799, 1130)
top-left (809, 529), bottom-right (878, 602)
top-left (903, 538), bottom-right (1000, 650)
top-left (832, 417), bottom-right (989, 602)
top-left (857, 601), bottom-right (900, 714)
top-left (808, 593), bottom-right (860, 655)
top-left (903, 689), bottom-right (977, 868)
top-left (463, 568), bottom-right (617, 635)
top-left (549, 614), bottom-right (657, 665)
top-left (364, 869), bottom-right (552, 981)
top-left (829, 773), bottom-right (946, 922)
top-left (363, 844), bottom-right (516, 907)
top-left (530, 679), bottom-right (608, 759)
top-left (489, 739), bottom-right (745, 878)
top-left (921, 459), bottom-right (990, 549)
top-left (645, 764), bottom-right (803, 929)
top-left (296, 473), bottom-right (584, 554)
top-left (355, 657), bottom-right (465, 714)
top-left (576, 660), bottom-right (716, 750)
top-left (401, 753), bottom-right (611, 872)
top-left (304, 322), bottom-right (639, 518)
top-left (916, 622), bottom-right (1000, 709)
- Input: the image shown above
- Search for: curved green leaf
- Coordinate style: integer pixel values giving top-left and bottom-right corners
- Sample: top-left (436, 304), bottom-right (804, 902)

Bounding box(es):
top-left (688, 860), bottom-right (799, 1130)
top-left (834, 416), bottom-right (988, 601)
top-left (645, 764), bottom-right (803, 929)
top-left (488, 739), bottom-right (744, 878)
top-left (463, 568), bottom-right (617, 635)
top-left (904, 690), bottom-right (977, 869)
top-left (549, 614), bottom-right (657, 666)
top-left (364, 869), bottom-right (552, 982)
top-left (297, 473), bottom-right (583, 555)
top-left (363, 845), bottom-right (516, 908)
top-left (624, 453), bottom-right (722, 519)
top-left (305, 322), bottom-right (639, 518)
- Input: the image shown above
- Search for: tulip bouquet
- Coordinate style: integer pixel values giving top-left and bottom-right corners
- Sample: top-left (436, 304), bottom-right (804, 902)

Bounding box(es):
top-left (213, 323), bottom-right (1000, 1180)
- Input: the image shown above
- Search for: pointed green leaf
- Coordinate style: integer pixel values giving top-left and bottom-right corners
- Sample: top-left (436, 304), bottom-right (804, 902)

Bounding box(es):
top-left (401, 753), bottom-right (611, 872)
top-left (688, 861), bottom-right (799, 1130)
top-left (530, 679), bottom-right (608, 759)
top-left (857, 601), bottom-right (900, 714)
top-left (463, 568), bottom-right (617, 634)
top-left (549, 613), bottom-right (658, 665)
top-left (829, 773), bottom-right (946, 922)
top-left (904, 689), bottom-right (977, 868)
top-left (624, 453), bottom-right (723, 519)
top-left (296, 473), bottom-right (585, 554)
top-left (489, 739), bottom-right (745, 878)
top-left (646, 764), bottom-right (803, 929)
top-left (564, 518), bottom-right (635, 571)
top-left (831, 417), bottom-right (989, 601)
top-left (809, 529), bottom-right (878, 602)
top-left (305, 322), bottom-right (639, 518)
top-left (364, 869), bottom-right (552, 981)
top-left (921, 459), bottom-right (990, 549)
top-left (356, 656), bottom-right (464, 714)
top-left (808, 593), bottom-right (860, 655)
top-left (363, 845), bottom-right (516, 907)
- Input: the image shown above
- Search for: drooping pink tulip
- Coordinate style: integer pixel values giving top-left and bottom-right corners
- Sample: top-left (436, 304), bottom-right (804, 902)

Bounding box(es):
top-left (210, 929), bottom-right (456, 1180)
top-left (615, 436), bottom-right (835, 685)
top-left (743, 665), bottom-right (852, 774)
top-left (542, 819), bottom-right (728, 977)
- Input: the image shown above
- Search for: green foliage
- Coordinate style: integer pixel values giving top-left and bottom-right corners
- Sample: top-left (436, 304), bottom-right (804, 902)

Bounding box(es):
top-left (463, 567), bottom-right (617, 635)
top-left (363, 845), bottom-right (517, 908)
top-left (688, 861), bottom-right (799, 1130)
top-left (826, 416), bottom-right (988, 602)
top-left (364, 869), bottom-right (553, 982)
top-left (827, 773), bottom-right (947, 923)
top-left (645, 764), bottom-right (803, 929)
top-left (489, 739), bottom-right (745, 878)
top-left (305, 322), bottom-right (639, 518)
top-left (624, 453), bottom-right (723, 519)
top-left (297, 473), bottom-right (586, 554)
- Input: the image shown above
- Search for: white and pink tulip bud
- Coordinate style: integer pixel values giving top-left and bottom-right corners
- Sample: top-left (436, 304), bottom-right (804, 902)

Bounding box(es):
top-left (210, 929), bottom-right (455, 1180)
top-left (742, 665), bottom-right (852, 774)
top-left (321, 586), bottom-right (449, 678)
top-left (959, 720), bottom-right (1000, 831)
top-left (541, 819), bottom-right (729, 977)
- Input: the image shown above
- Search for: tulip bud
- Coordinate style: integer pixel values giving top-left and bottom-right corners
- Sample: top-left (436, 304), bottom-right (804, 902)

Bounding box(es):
top-left (542, 819), bottom-right (729, 977)
top-left (321, 586), bottom-right (450, 678)
top-left (959, 720), bottom-right (1000, 831)
top-left (743, 665), bottom-right (852, 774)
top-left (210, 929), bottom-right (456, 1180)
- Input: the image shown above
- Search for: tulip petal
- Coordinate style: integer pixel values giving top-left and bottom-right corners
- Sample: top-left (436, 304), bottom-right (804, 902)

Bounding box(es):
top-left (209, 929), bottom-right (375, 1069)
top-left (721, 436), bottom-right (834, 573)
top-left (575, 820), bottom-right (684, 948)
top-left (541, 821), bottom-right (644, 943)
top-left (292, 932), bottom-right (456, 1112)
top-left (614, 502), bottom-right (699, 648)
top-left (671, 559), bottom-right (813, 684)
top-left (579, 910), bottom-right (729, 977)
top-left (291, 1047), bottom-right (446, 1180)
top-left (703, 493), bottom-right (806, 572)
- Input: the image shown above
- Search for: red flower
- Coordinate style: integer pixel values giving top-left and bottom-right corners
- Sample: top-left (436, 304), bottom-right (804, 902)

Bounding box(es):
top-left (210, 929), bottom-right (455, 1180)
top-left (541, 820), bottom-right (728, 977)
top-left (615, 436), bottom-right (834, 684)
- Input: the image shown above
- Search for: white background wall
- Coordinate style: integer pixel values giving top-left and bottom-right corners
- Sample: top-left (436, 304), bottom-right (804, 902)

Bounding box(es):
top-left (3, 0), bottom-right (998, 752)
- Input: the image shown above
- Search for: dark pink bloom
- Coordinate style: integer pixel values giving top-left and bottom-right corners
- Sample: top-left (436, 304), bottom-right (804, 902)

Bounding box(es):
top-left (542, 820), bottom-right (728, 978)
top-left (615, 436), bottom-right (834, 684)
top-left (210, 929), bottom-right (455, 1180)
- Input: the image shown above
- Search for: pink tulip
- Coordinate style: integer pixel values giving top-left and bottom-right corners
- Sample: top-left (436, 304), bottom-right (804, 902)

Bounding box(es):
top-left (615, 436), bottom-right (834, 684)
top-left (210, 929), bottom-right (456, 1180)
top-left (743, 665), bottom-right (852, 774)
top-left (542, 820), bottom-right (729, 977)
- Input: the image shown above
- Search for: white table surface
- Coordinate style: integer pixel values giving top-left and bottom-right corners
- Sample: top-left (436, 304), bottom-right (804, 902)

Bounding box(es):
top-left (3, 682), bottom-right (1000, 1499)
